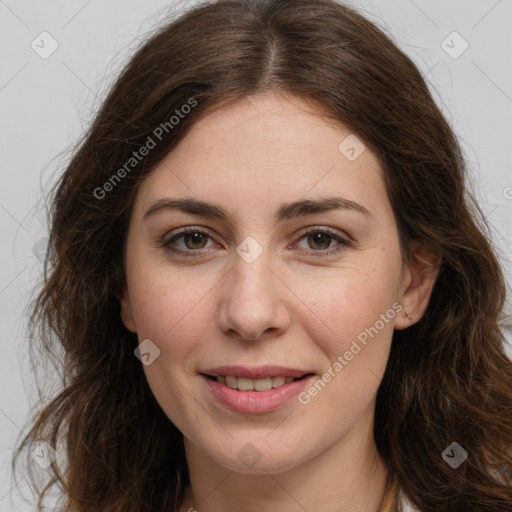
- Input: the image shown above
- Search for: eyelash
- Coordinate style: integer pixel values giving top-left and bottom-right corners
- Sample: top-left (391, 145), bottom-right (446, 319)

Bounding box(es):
top-left (161, 226), bottom-right (351, 258)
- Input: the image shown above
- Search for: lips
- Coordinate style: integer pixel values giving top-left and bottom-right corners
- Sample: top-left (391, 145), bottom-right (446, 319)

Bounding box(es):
top-left (200, 366), bottom-right (315, 413)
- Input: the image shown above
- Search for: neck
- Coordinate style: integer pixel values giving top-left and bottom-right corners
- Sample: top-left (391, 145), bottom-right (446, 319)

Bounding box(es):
top-left (178, 411), bottom-right (390, 512)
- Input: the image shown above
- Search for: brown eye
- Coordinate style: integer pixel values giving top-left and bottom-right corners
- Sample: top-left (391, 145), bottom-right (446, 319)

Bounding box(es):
top-left (295, 227), bottom-right (351, 257)
top-left (163, 227), bottom-right (216, 256)
top-left (182, 232), bottom-right (209, 250)
top-left (306, 232), bottom-right (333, 250)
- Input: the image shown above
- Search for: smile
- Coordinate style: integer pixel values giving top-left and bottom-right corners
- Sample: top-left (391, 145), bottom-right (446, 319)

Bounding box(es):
top-left (210, 374), bottom-right (309, 391)
top-left (200, 366), bottom-right (315, 413)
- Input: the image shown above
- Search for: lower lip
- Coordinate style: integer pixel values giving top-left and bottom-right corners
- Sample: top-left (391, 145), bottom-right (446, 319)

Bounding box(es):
top-left (201, 375), bottom-right (315, 414)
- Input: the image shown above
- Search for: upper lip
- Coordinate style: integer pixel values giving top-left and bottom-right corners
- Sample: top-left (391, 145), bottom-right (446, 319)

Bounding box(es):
top-left (201, 366), bottom-right (313, 379)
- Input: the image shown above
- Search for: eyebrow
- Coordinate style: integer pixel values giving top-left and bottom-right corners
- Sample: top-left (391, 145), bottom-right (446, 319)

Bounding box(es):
top-left (143, 196), bottom-right (371, 223)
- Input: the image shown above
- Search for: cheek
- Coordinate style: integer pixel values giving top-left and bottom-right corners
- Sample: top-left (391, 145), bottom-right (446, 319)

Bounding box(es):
top-left (126, 255), bottom-right (218, 363)
top-left (294, 254), bottom-right (401, 349)
top-left (292, 252), bottom-right (401, 413)
top-left (126, 262), bottom-right (215, 430)
top-left (296, 288), bottom-right (397, 421)
top-left (127, 235), bottom-right (213, 328)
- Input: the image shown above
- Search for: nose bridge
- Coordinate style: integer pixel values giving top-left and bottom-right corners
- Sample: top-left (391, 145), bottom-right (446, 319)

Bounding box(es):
top-left (217, 234), bottom-right (290, 340)
top-left (234, 236), bottom-right (272, 296)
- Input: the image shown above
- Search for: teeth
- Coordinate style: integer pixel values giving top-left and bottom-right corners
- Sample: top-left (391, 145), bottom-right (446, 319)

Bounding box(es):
top-left (254, 377), bottom-right (272, 391)
top-left (272, 376), bottom-right (285, 388)
top-left (217, 375), bottom-right (299, 391)
top-left (237, 377), bottom-right (254, 391)
top-left (225, 375), bottom-right (237, 388)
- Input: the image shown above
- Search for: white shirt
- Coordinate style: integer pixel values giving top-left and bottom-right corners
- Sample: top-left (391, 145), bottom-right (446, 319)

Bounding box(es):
top-left (398, 489), bottom-right (421, 511)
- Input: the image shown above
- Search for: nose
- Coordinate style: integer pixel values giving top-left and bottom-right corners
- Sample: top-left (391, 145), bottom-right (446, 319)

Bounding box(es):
top-left (216, 241), bottom-right (291, 341)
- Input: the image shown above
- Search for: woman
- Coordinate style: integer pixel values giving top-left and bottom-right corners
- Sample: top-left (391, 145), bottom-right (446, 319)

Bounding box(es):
top-left (13, 0), bottom-right (512, 511)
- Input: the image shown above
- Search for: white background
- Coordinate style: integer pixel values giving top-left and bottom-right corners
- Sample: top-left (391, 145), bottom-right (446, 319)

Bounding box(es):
top-left (1, 0), bottom-right (511, 510)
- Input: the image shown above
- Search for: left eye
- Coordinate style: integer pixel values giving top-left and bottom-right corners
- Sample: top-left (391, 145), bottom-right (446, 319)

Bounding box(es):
top-left (163, 227), bottom-right (349, 257)
top-left (295, 230), bottom-right (344, 252)
top-left (168, 230), bottom-right (213, 251)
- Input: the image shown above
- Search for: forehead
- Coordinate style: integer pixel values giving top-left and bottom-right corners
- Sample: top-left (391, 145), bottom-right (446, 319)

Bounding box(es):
top-left (133, 93), bottom-right (389, 222)
top-left (171, 93), bottom-right (366, 167)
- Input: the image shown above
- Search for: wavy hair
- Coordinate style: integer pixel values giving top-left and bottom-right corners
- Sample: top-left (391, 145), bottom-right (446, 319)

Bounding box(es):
top-left (13, 0), bottom-right (512, 510)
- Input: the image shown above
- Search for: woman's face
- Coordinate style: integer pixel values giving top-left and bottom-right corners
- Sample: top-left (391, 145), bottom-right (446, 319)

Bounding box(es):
top-left (120, 93), bottom-right (417, 474)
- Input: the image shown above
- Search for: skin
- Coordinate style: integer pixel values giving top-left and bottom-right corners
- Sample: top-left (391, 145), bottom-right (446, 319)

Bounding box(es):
top-left (120, 92), bottom-right (439, 512)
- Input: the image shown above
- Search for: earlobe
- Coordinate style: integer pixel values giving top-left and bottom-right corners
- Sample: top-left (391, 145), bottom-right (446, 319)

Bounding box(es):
top-left (119, 287), bottom-right (137, 333)
top-left (395, 241), bottom-right (441, 330)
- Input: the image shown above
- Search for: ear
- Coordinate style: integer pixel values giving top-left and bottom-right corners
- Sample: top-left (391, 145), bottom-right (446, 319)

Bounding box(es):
top-left (119, 286), bottom-right (137, 333)
top-left (394, 241), bottom-right (441, 330)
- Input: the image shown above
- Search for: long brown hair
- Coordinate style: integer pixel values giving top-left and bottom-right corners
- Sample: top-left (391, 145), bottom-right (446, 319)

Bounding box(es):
top-left (13, 0), bottom-right (512, 510)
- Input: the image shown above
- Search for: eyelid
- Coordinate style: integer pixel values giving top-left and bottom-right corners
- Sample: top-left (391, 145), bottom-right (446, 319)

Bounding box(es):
top-left (161, 225), bottom-right (352, 257)
top-left (161, 226), bottom-right (216, 247)
top-left (293, 225), bottom-right (351, 243)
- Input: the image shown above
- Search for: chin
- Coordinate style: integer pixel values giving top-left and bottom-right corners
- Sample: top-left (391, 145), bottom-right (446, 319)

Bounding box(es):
top-left (217, 452), bottom-right (304, 475)
top-left (194, 433), bottom-right (312, 475)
